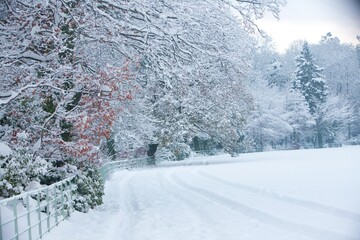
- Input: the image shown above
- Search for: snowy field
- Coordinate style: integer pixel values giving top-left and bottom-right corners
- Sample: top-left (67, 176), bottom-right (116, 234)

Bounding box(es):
top-left (44, 146), bottom-right (360, 240)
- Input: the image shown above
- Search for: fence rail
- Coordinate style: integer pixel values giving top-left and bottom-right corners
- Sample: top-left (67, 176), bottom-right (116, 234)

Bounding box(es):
top-left (99, 157), bottom-right (153, 180)
top-left (0, 157), bottom-right (152, 240)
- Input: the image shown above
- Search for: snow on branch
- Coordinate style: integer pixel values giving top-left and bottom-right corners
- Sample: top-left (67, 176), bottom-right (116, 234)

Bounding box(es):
top-left (0, 81), bottom-right (43, 105)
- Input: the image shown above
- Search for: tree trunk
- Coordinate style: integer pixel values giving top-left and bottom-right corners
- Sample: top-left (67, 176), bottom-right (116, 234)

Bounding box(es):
top-left (317, 127), bottom-right (323, 148)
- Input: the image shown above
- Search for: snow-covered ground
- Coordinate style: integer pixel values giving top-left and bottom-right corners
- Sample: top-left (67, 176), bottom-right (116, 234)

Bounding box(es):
top-left (44, 146), bottom-right (360, 240)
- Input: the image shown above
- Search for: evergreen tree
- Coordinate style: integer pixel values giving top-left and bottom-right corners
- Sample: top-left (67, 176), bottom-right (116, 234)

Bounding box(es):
top-left (294, 42), bottom-right (327, 115)
top-left (294, 42), bottom-right (328, 148)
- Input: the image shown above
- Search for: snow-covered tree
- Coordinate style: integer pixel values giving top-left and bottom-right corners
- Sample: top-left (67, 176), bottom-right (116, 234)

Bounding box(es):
top-left (311, 34), bottom-right (360, 143)
top-left (311, 95), bottom-right (352, 148)
top-left (282, 90), bottom-right (314, 149)
top-left (292, 40), bottom-right (354, 148)
top-left (125, 0), bottom-right (285, 156)
top-left (294, 42), bottom-right (327, 115)
top-left (266, 60), bottom-right (289, 89)
top-left (245, 69), bottom-right (292, 151)
top-left (111, 97), bottom-right (156, 159)
top-left (0, 0), bottom-right (137, 200)
top-left (281, 40), bottom-right (304, 78)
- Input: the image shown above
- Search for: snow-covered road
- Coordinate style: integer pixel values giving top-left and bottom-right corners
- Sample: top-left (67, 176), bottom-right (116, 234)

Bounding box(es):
top-left (45, 147), bottom-right (360, 240)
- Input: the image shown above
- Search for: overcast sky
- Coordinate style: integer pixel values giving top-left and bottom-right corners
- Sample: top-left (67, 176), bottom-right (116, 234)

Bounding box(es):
top-left (256, 0), bottom-right (360, 52)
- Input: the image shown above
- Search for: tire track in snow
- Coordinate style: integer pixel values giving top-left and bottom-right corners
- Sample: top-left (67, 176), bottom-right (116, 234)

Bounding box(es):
top-left (119, 169), bottom-right (217, 240)
top-left (157, 171), bottom-right (219, 239)
top-left (171, 172), bottom-right (358, 240)
top-left (197, 171), bottom-right (360, 223)
top-left (114, 172), bottom-right (139, 240)
top-left (160, 170), bottom-right (220, 224)
top-left (118, 169), bottom-right (211, 240)
top-left (159, 170), bottom-right (215, 223)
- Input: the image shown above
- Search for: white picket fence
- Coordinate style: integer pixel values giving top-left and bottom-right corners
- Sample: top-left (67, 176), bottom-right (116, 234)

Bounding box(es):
top-left (0, 157), bottom-right (152, 240)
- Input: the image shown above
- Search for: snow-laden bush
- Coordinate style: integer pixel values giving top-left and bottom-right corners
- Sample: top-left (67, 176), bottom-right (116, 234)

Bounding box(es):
top-left (73, 166), bottom-right (104, 213)
top-left (347, 137), bottom-right (360, 145)
top-left (170, 142), bottom-right (191, 160)
top-left (156, 147), bottom-right (176, 161)
top-left (41, 158), bottom-right (77, 186)
top-left (0, 133), bottom-right (47, 198)
top-left (157, 142), bottom-right (192, 161)
top-left (0, 150), bottom-right (47, 198)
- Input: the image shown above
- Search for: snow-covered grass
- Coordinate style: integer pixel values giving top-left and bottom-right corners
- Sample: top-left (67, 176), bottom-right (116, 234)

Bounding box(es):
top-left (44, 146), bottom-right (360, 240)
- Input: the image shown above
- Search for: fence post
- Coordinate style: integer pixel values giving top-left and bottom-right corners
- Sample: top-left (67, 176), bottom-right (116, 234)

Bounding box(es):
top-left (37, 193), bottom-right (42, 237)
top-left (13, 201), bottom-right (19, 240)
top-left (26, 195), bottom-right (32, 240)
top-left (46, 188), bottom-right (50, 232)
top-left (60, 184), bottom-right (65, 219)
top-left (54, 187), bottom-right (58, 225)
top-left (69, 180), bottom-right (73, 212)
